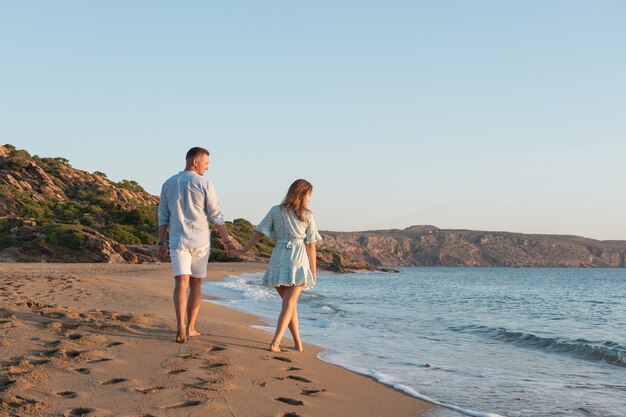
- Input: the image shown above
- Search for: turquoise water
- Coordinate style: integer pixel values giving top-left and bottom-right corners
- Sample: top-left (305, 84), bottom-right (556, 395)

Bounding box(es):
top-left (203, 267), bottom-right (626, 417)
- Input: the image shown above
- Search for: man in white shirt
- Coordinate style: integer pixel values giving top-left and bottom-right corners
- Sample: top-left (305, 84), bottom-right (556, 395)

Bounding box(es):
top-left (157, 147), bottom-right (236, 343)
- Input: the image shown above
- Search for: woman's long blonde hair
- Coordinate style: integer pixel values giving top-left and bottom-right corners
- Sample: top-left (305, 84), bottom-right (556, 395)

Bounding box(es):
top-left (282, 179), bottom-right (313, 221)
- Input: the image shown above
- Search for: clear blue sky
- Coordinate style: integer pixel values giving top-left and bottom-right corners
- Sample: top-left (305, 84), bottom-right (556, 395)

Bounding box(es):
top-left (1, 1), bottom-right (625, 240)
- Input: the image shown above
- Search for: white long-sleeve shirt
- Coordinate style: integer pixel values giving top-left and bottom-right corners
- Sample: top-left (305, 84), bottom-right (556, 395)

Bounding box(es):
top-left (158, 170), bottom-right (225, 249)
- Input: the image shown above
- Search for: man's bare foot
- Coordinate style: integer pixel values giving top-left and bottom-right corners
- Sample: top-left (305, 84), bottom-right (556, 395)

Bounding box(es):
top-left (269, 339), bottom-right (281, 352)
top-left (176, 328), bottom-right (187, 344)
top-left (187, 329), bottom-right (202, 337)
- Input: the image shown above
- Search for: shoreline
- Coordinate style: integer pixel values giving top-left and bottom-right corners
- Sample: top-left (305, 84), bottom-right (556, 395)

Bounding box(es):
top-left (0, 262), bottom-right (434, 416)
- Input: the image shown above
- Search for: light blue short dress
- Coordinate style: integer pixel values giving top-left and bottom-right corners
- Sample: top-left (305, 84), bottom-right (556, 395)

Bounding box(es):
top-left (256, 205), bottom-right (322, 290)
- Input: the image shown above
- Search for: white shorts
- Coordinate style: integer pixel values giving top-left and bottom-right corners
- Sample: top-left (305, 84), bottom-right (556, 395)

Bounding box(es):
top-left (170, 246), bottom-right (210, 278)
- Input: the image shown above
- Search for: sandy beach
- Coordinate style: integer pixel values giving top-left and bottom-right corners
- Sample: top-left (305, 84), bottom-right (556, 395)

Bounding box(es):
top-left (0, 262), bottom-right (433, 417)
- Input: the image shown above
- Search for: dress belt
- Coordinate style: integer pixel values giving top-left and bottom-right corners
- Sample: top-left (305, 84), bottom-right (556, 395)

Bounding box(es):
top-left (277, 239), bottom-right (305, 248)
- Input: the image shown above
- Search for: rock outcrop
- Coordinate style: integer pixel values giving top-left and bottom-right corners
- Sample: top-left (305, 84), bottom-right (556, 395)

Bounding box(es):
top-left (319, 226), bottom-right (626, 267)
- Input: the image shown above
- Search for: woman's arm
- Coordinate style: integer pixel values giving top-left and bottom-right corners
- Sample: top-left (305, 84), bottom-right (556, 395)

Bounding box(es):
top-left (305, 242), bottom-right (317, 283)
top-left (240, 231), bottom-right (266, 254)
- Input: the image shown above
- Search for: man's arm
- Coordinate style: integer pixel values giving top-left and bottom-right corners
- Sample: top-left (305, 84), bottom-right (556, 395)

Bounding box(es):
top-left (156, 224), bottom-right (168, 259)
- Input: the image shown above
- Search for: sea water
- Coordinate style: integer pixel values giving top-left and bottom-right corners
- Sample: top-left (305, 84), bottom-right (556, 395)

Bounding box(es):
top-left (202, 267), bottom-right (626, 417)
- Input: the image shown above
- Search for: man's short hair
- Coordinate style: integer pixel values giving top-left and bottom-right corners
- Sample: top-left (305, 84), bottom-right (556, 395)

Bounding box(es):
top-left (186, 147), bottom-right (210, 161)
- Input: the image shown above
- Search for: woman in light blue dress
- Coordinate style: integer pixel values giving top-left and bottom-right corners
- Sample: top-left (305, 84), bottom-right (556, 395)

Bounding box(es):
top-left (237, 179), bottom-right (322, 352)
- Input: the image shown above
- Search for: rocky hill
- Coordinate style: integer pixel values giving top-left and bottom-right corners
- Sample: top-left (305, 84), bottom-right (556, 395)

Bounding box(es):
top-left (0, 144), bottom-right (161, 263)
top-left (319, 225), bottom-right (626, 267)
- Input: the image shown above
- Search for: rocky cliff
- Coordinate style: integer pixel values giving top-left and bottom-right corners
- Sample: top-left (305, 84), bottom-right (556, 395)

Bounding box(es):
top-left (319, 225), bottom-right (626, 267)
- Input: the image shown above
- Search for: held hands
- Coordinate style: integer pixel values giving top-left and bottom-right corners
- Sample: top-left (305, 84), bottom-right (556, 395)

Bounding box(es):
top-left (156, 244), bottom-right (168, 259)
top-left (230, 248), bottom-right (245, 256)
top-left (222, 239), bottom-right (245, 256)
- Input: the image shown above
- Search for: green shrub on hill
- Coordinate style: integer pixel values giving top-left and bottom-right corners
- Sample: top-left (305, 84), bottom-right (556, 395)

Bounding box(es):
top-left (80, 215), bottom-right (100, 227)
top-left (102, 224), bottom-right (142, 244)
top-left (0, 234), bottom-right (17, 249)
top-left (117, 179), bottom-right (146, 193)
top-left (0, 219), bottom-right (20, 233)
top-left (131, 228), bottom-right (157, 244)
top-left (0, 185), bottom-right (54, 221)
top-left (0, 219), bottom-right (19, 249)
top-left (118, 207), bottom-right (158, 228)
top-left (6, 149), bottom-right (32, 170)
top-left (68, 187), bottom-right (114, 209)
top-left (101, 222), bottom-right (156, 245)
top-left (43, 223), bottom-right (86, 250)
top-left (40, 157), bottom-right (72, 175)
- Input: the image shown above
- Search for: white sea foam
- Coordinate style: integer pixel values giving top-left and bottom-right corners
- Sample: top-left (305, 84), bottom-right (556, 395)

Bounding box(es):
top-left (217, 274), bottom-right (274, 301)
top-left (318, 351), bottom-right (506, 417)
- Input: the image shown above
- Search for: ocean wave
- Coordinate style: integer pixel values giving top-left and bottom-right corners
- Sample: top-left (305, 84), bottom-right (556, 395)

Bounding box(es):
top-left (449, 325), bottom-right (626, 367)
top-left (318, 351), bottom-right (506, 417)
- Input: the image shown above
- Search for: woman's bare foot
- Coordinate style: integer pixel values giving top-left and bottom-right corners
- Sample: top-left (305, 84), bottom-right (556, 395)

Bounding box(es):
top-left (187, 328), bottom-right (202, 337)
top-left (269, 339), bottom-right (281, 352)
top-left (294, 341), bottom-right (304, 352)
top-left (176, 328), bottom-right (187, 344)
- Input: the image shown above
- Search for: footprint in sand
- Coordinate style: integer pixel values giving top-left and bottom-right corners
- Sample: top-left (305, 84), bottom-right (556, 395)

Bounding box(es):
top-left (74, 368), bottom-right (91, 374)
top-left (286, 367), bottom-right (302, 371)
top-left (164, 400), bottom-right (203, 409)
top-left (0, 377), bottom-right (17, 392)
top-left (100, 378), bottom-right (129, 385)
top-left (0, 318), bottom-right (16, 329)
top-left (57, 391), bottom-right (79, 398)
top-left (200, 362), bottom-right (227, 370)
top-left (136, 385), bottom-right (165, 394)
top-left (4, 396), bottom-right (43, 409)
top-left (278, 413), bottom-right (302, 417)
top-left (208, 345), bottom-right (227, 352)
top-left (87, 358), bottom-right (113, 364)
top-left (272, 356), bottom-right (293, 363)
top-left (275, 397), bottom-right (304, 406)
top-left (43, 311), bottom-right (67, 319)
top-left (105, 341), bottom-right (124, 348)
top-left (65, 350), bottom-right (85, 359)
top-left (287, 375), bottom-right (312, 383)
top-left (42, 348), bottom-right (60, 357)
top-left (180, 353), bottom-right (202, 360)
top-left (301, 388), bottom-right (326, 396)
top-left (168, 368), bottom-right (187, 375)
top-left (65, 407), bottom-right (95, 416)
